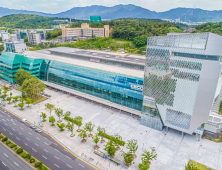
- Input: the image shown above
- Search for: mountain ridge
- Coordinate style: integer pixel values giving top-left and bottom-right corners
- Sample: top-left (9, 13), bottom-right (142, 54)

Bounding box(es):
top-left (0, 4), bottom-right (222, 22)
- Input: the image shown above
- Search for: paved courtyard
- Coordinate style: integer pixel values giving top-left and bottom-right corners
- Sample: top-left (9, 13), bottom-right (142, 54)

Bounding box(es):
top-left (1, 80), bottom-right (221, 170)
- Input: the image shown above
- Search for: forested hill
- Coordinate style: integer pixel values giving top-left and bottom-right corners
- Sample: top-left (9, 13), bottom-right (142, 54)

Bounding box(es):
top-left (192, 22), bottom-right (222, 36)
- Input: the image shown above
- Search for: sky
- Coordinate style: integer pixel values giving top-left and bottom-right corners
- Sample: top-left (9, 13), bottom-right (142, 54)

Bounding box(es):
top-left (0, 0), bottom-right (221, 13)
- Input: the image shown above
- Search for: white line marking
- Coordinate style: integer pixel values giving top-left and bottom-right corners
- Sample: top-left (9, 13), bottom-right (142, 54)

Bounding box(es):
top-left (2, 119), bottom-right (5, 122)
top-left (54, 143), bottom-right (58, 146)
top-left (16, 137), bottom-right (20, 140)
top-left (12, 128), bottom-right (15, 131)
top-left (19, 133), bottom-right (22, 135)
top-left (25, 143), bottom-right (28, 146)
top-left (9, 133), bottom-right (12, 135)
top-left (13, 123), bottom-right (16, 125)
top-left (20, 127), bottom-right (24, 130)
top-left (44, 137), bottom-right (47, 140)
top-left (54, 156), bottom-right (59, 159)
top-left (79, 164), bottom-right (85, 168)
top-left (42, 155), bottom-right (47, 159)
top-left (66, 155), bottom-right (71, 159)
top-left (3, 128), bottom-right (6, 131)
top-left (2, 162), bottom-right (6, 166)
top-left (28, 132), bottom-right (32, 135)
top-left (44, 142), bottom-right (48, 145)
top-left (14, 162), bottom-right (19, 166)
top-left (36, 137), bottom-right (40, 140)
top-left (64, 149), bottom-right (68, 152)
top-left (4, 153), bottom-right (8, 157)
top-left (44, 149), bottom-right (48, 152)
top-left (54, 149), bottom-right (59, 152)
top-left (35, 143), bottom-right (39, 146)
top-left (27, 138), bottom-right (30, 140)
top-left (54, 164), bottom-right (60, 168)
top-left (32, 148), bottom-right (37, 152)
top-left (67, 164), bottom-right (72, 168)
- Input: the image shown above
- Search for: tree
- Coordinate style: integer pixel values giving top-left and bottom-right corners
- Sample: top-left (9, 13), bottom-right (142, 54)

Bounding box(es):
top-left (138, 158), bottom-right (150, 170)
top-left (104, 140), bottom-right (116, 157)
top-left (54, 108), bottom-right (63, 122)
top-left (74, 116), bottom-right (82, 131)
top-left (18, 103), bottom-right (25, 110)
top-left (127, 139), bottom-right (138, 157)
top-left (15, 69), bottom-right (32, 86)
top-left (66, 122), bottom-right (74, 137)
top-left (1, 94), bottom-right (7, 100)
top-left (49, 116), bottom-right (55, 126)
top-left (78, 129), bottom-right (87, 142)
top-left (45, 103), bottom-right (55, 116)
top-left (92, 134), bottom-right (100, 149)
top-left (84, 121), bottom-right (95, 137)
top-left (97, 126), bottom-right (106, 143)
top-left (63, 111), bottom-right (71, 122)
top-left (141, 147), bottom-right (157, 164)
top-left (9, 92), bottom-right (13, 97)
top-left (21, 76), bottom-right (46, 98)
top-left (6, 97), bottom-right (12, 104)
top-left (122, 152), bottom-right (134, 166)
top-left (114, 133), bottom-right (123, 150)
top-left (41, 112), bottom-right (47, 122)
top-left (20, 97), bottom-right (25, 104)
top-left (25, 98), bottom-right (33, 107)
top-left (57, 123), bottom-right (66, 131)
top-left (12, 99), bottom-right (17, 106)
top-left (13, 96), bottom-right (19, 101)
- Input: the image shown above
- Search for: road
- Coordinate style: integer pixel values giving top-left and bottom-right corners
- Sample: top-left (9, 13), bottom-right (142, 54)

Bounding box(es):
top-left (0, 107), bottom-right (97, 170)
top-left (0, 142), bottom-right (33, 170)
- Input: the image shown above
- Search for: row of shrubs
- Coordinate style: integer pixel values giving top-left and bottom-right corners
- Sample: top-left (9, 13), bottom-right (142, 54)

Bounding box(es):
top-left (0, 133), bottom-right (48, 170)
top-left (98, 131), bottom-right (125, 146)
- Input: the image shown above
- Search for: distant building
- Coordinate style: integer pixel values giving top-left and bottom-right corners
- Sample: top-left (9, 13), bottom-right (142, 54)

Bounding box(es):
top-left (52, 19), bottom-right (69, 23)
top-left (4, 40), bottom-right (27, 53)
top-left (1, 32), bottom-right (8, 41)
top-left (0, 30), bottom-right (8, 37)
top-left (90, 16), bottom-right (102, 22)
top-left (51, 24), bottom-right (69, 29)
top-left (62, 23), bottom-right (109, 41)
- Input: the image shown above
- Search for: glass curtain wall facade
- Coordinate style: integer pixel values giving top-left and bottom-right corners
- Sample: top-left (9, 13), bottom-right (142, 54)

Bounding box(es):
top-left (0, 52), bottom-right (143, 111)
top-left (141, 33), bottom-right (222, 134)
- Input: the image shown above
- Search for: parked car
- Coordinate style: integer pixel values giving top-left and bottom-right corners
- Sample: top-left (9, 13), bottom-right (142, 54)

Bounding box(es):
top-left (21, 119), bottom-right (27, 123)
top-left (30, 125), bottom-right (36, 129)
top-left (35, 129), bottom-right (41, 133)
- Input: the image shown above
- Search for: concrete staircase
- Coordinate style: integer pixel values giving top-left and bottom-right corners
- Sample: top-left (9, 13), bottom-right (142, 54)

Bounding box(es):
top-left (211, 88), bottom-right (222, 114)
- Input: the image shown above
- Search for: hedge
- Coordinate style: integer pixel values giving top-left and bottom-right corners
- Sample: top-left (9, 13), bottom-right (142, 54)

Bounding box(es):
top-left (2, 136), bottom-right (8, 142)
top-left (35, 162), bottom-right (43, 167)
top-left (10, 144), bottom-right (17, 148)
top-left (6, 141), bottom-right (11, 145)
top-left (21, 152), bottom-right (28, 158)
top-left (16, 148), bottom-right (23, 154)
top-left (27, 153), bottom-right (32, 159)
top-left (98, 132), bottom-right (125, 146)
top-left (0, 135), bottom-right (3, 139)
top-left (40, 165), bottom-right (48, 170)
top-left (30, 158), bottom-right (35, 163)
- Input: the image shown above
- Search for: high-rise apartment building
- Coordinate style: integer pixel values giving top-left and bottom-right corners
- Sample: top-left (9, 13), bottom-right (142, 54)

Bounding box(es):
top-left (141, 33), bottom-right (222, 135)
top-left (62, 23), bottom-right (109, 41)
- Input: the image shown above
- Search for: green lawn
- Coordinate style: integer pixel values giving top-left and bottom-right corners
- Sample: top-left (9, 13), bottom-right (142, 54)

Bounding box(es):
top-left (188, 160), bottom-right (215, 170)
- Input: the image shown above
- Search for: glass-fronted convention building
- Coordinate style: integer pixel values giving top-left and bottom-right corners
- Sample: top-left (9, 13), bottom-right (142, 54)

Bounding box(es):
top-left (1, 32), bottom-right (222, 136)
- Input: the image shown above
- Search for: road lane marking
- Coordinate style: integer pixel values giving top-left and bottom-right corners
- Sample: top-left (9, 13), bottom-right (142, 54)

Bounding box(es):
top-left (66, 155), bottom-right (71, 159)
top-left (42, 155), bottom-right (47, 159)
top-left (54, 143), bottom-right (58, 146)
top-left (9, 133), bottom-right (12, 135)
top-left (4, 153), bottom-right (8, 157)
top-left (16, 137), bottom-right (20, 140)
top-left (27, 138), bottom-right (30, 140)
top-left (36, 137), bottom-right (40, 140)
top-left (28, 132), bottom-right (32, 135)
top-left (12, 128), bottom-right (15, 131)
top-left (2, 119), bottom-right (5, 122)
top-left (54, 164), bottom-right (60, 168)
top-left (44, 149), bottom-right (48, 152)
top-left (20, 127), bottom-right (24, 130)
top-left (3, 128), bottom-right (6, 131)
top-left (14, 162), bottom-right (19, 166)
top-left (55, 149), bottom-right (59, 152)
top-left (25, 143), bottom-right (28, 146)
top-left (19, 133), bottom-right (22, 135)
top-left (64, 149), bottom-right (68, 152)
top-left (79, 164), bottom-right (85, 168)
top-left (13, 123), bottom-right (16, 125)
top-left (32, 148), bottom-right (37, 152)
top-left (44, 142), bottom-right (48, 145)
top-left (2, 162), bottom-right (6, 166)
top-left (35, 143), bottom-right (39, 146)
top-left (67, 164), bottom-right (72, 168)
top-left (54, 156), bottom-right (59, 159)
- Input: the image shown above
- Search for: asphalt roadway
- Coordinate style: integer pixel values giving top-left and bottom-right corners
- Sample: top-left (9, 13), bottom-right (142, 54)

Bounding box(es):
top-left (0, 107), bottom-right (97, 170)
top-left (0, 141), bottom-right (34, 170)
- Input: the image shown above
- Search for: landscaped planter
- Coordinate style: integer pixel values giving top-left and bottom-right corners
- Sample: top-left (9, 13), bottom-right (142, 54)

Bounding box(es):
top-left (133, 154), bottom-right (137, 158)
top-left (100, 139), bottom-right (105, 143)
top-left (81, 139), bottom-right (87, 143)
top-left (116, 146), bottom-right (121, 151)
top-left (88, 134), bottom-right (93, 137)
top-left (94, 145), bottom-right (100, 149)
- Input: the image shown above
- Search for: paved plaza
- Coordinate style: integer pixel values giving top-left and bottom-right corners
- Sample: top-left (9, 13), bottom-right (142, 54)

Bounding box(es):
top-left (1, 80), bottom-right (221, 170)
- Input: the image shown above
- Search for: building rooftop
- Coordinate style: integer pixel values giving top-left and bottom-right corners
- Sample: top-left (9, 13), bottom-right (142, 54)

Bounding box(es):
top-left (46, 47), bottom-right (146, 66)
top-left (23, 50), bottom-right (144, 78)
